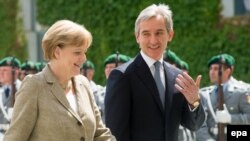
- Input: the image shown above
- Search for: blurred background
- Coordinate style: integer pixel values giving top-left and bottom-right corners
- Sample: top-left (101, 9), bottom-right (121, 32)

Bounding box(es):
top-left (0, 0), bottom-right (250, 86)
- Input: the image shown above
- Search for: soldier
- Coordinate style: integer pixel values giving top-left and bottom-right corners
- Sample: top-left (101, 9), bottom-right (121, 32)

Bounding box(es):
top-left (177, 60), bottom-right (189, 73)
top-left (80, 60), bottom-right (103, 95)
top-left (96, 53), bottom-right (131, 123)
top-left (19, 60), bottom-right (39, 81)
top-left (0, 56), bottom-right (21, 139)
top-left (196, 53), bottom-right (250, 141)
top-left (163, 49), bottom-right (180, 67)
top-left (35, 61), bottom-right (47, 72)
top-left (164, 49), bottom-right (195, 141)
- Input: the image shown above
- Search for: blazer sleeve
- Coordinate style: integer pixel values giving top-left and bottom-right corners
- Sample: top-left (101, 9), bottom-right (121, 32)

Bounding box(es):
top-left (81, 76), bottom-right (116, 141)
top-left (4, 75), bottom-right (39, 141)
top-left (105, 69), bottom-right (131, 141)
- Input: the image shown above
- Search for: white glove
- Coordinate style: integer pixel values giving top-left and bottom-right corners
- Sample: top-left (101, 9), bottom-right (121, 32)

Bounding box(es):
top-left (206, 139), bottom-right (216, 141)
top-left (215, 104), bottom-right (231, 123)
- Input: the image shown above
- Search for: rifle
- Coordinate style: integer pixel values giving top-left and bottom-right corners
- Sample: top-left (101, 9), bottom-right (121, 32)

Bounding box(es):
top-left (115, 51), bottom-right (119, 67)
top-left (217, 55), bottom-right (225, 141)
top-left (10, 57), bottom-right (17, 107)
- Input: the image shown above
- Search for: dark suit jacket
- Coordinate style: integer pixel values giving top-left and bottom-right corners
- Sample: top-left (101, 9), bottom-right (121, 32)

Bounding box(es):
top-left (105, 54), bottom-right (205, 141)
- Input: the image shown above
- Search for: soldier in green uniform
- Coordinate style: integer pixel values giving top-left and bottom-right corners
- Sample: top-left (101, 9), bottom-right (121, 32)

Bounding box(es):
top-left (196, 53), bottom-right (250, 141)
top-left (35, 61), bottom-right (47, 72)
top-left (96, 53), bottom-right (131, 123)
top-left (0, 56), bottom-right (21, 139)
top-left (19, 60), bottom-right (39, 81)
top-left (80, 60), bottom-right (103, 95)
top-left (163, 49), bottom-right (180, 67)
top-left (164, 49), bottom-right (196, 141)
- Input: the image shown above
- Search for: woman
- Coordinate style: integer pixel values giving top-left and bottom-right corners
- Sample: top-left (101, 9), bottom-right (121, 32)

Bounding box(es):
top-left (4, 20), bottom-right (116, 141)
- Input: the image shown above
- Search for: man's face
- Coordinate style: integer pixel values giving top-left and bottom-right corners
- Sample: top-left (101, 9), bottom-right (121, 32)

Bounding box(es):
top-left (81, 69), bottom-right (94, 81)
top-left (0, 66), bottom-right (15, 85)
top-left (209, 64), bottom-right (231, 84)
top-left (105, 62), bottom-right (123, 79)
top-left (135, 15), bottom-right (174, 60)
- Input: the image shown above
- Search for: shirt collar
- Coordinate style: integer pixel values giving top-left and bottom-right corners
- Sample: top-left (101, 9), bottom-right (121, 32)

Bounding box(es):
top-left (140, 50), bottom-right (164, 68)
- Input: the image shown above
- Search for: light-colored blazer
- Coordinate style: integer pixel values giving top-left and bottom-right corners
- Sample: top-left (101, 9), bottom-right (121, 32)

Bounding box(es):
top-left (4, 65), bottom-right (116, 141)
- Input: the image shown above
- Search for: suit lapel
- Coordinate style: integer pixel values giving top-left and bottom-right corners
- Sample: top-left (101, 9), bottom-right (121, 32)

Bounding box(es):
top-left (163, 62), bottom-right (176, 116)
top-left (135, 54), bottom-right (165, 114)
top-left (163, 62), bottom-right (177, 106)
top-left (43, 66), bottom-right (83, 123)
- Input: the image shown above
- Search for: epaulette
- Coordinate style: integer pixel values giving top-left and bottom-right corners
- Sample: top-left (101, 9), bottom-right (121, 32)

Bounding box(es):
top-left (237, 81), bottom-right (250, 89)
top-left (199, 85), bottom-right (215, 96)
top-left (230, 83), bottom-right (250, 94)
top-left (200, 85), bottom-right (215, 92)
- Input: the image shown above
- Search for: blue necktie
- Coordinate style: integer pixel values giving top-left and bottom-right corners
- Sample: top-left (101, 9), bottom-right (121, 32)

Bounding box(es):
top-left (154, 61), bottom-right (165, 107)
top-left (4, 87), bottom-right (10, 99)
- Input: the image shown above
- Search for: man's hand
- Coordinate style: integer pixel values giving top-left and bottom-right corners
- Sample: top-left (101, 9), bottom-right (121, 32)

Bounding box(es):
top-left (175, 72), bottom-right (202, 107)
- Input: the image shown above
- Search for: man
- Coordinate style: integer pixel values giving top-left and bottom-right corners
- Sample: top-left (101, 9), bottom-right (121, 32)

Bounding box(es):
top-left (35, 61), bottom-right (47, 72)
top-left (81, 60), bottom-right (103, 95)
top-left (164, 49), bottom-right (196, 141)
top-left (196, 53), bottom-right (250, 141)
top-left (164, 49), bottom-right (189, 72)
top-left (0, 56), bottom-right (21, 139)
top-left (105, 4), bottom-right (205, 141)
top-left (96, 53), bottom-right (131, 122)
top-left (19, 60), bottom-right (39, 81)
top-left (163, 49), bottom-right (181, 67)
top-left (103, 53), bottom-right (131, 79)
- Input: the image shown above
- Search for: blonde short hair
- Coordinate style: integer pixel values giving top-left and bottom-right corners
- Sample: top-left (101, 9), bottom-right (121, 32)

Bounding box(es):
top-left (42, 20), bottom-right (92, 60)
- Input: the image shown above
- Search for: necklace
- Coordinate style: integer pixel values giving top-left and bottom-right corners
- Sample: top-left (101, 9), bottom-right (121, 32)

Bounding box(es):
top-left (62, 81), bottom-right (72, 91)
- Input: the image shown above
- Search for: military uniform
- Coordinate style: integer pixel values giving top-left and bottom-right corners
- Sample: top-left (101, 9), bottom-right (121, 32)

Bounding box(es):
top-left (197, 78), bottom-right (250, 140)
top-left (95, 53), bottom-right (131, 123)
top-left (196, 54), bottom-right (250, 141)
top-left (95, 86), bottom-right (106, 122)
top-left (35, 61), bottom-right (47, 72)
top-left (19, 60), bottom-right (39, 81)
top-left (81, 60), bottom-right (103, 95)
top-left (0, 57), bottom-right (21, 139)
top-left (164, 49), bottom-right (195, 141)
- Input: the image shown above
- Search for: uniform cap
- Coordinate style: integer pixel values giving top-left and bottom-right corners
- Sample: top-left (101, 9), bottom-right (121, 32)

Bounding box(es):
top-left (35, 61), bottom-right (47, 72)
top-left (207, 53), bottom-right (235, 68)
top-left (21, 60), bottom-right (39, 71)
top-left (164, 50), bottom-right (181, 65)
top-left (0, 56), bottom-right (21, 68)
top-left (177, 60), bottom-right (189, 70)
top-left (104, 53), bottom-right (131, 66)
top-left (82, 60), bottom-right (95, 69)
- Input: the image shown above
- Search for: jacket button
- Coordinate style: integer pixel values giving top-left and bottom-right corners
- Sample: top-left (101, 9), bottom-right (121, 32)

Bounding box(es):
top-left (80, 137), bottom-right (85, 141)
top-left (77, 121), bottom-right (82, 126)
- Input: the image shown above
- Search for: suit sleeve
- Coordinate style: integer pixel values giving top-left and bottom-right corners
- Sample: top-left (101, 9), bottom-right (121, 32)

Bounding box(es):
top-left (4, 76), bottom-right (39, 141)
top-left (195, 93), bottom-right (215, 141)
top-left (105, 69), bottom-right (131, 141)
top-left (180, 98), bottom-right (205, 131)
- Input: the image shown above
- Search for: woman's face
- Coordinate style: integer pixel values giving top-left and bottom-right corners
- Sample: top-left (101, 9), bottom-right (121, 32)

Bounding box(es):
top-left (55, 45), bottom-right (87, 78)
